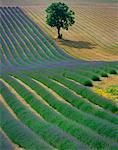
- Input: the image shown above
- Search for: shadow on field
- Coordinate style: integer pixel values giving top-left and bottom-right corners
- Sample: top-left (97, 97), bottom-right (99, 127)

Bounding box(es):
top-left (61, 39), bottom-right (96, 49)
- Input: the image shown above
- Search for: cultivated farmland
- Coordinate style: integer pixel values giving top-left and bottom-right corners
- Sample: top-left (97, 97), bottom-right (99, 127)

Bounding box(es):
top-left (0, 0), bottom-right (118, 150)
top-left (23, 1), bottom-right (118, 61)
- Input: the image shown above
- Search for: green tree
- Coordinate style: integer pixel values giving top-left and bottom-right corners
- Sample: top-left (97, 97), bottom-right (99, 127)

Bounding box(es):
top-left (46, 2), bottom-right (75, 39)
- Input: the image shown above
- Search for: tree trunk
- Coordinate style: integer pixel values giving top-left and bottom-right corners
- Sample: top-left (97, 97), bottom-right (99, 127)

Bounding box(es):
top-left (57, 27), bottom-right (62, 39)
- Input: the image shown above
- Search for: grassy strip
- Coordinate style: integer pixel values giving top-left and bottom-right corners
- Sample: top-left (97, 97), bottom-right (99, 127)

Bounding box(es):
top-left (0, 101), bottom-right (52, 150)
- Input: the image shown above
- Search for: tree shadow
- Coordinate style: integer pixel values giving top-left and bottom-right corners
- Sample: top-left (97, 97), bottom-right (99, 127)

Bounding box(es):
top-left (60, 39), bottom-right (97, 49)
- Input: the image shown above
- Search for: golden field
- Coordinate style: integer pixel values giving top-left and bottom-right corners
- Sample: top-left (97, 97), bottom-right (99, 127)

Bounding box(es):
top-left (23, 2), bottom-right (118, 61)
top-left (92, 75), bottom-right (118, 103)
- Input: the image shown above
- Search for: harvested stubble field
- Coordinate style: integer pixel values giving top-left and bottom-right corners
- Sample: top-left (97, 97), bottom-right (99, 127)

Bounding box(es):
top-left (0, 0), bottom-right (118, 150)
top-left (23, 1), bottom-right (118, 61)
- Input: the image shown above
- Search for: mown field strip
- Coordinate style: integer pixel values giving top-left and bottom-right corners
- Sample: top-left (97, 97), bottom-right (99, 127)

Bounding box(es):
top-left (77, 7), bottom-right (118, 27)
top-left (76, 20), bottom-right (117, 44)
top-left (69, 21), bottom-right (112, 49)
top-left (28, 7), bottom-right (99, 47)
top-left (75, 11), bottom-right (117, 43)
top-left (77, 5), bottom-right (117, 17)
top-left (77, 8), bottom-right (118, 31)
top-left (26, 4), bottom-right (117, 60)
top-left (28, 8), bottom-right (106, 49)
top-left (32, 6), bottom-right (115, 47)
top-left (38, 16), bottom-right (117, 57)
top-left (26, 9), bottom-right (108, 58)
top-left (24, 8), bottom-right (118, 61)
top-left (36, 5), bottom-right (117, 42)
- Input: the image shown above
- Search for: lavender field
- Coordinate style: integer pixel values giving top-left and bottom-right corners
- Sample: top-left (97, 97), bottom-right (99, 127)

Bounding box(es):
top-left (0, 1), bottom-right (118, 150)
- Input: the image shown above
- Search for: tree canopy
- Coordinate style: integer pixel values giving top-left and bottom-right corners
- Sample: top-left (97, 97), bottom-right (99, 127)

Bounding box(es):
top-left (46, 2), bottom-right (75, 39)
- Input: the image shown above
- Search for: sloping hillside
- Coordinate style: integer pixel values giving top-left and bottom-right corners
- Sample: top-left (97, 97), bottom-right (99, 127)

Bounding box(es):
top-left (23, 2), bottom-right (118, 61)
top-left (1, 6), bottom-right (118, 150)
